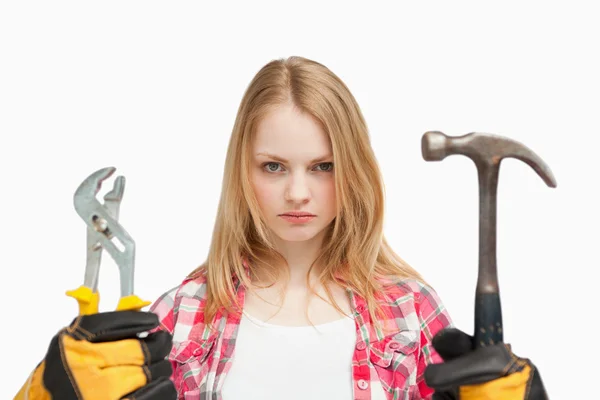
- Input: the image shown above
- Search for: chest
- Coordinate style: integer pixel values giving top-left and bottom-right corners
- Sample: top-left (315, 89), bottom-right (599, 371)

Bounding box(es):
top-left (241, 282), bottom-right (353, 326)
top-left (221, 312), bottom-right (364, 400)
top-left (172, 309), bottom-right (422, 400)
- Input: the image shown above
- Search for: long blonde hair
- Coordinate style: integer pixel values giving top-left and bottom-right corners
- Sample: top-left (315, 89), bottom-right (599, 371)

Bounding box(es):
top-left (189, 56), bottom-right (425, 329)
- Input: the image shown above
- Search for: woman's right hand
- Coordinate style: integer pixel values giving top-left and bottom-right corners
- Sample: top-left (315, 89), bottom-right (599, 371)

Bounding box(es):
top-left (15, 310), bottom-right (176, 400)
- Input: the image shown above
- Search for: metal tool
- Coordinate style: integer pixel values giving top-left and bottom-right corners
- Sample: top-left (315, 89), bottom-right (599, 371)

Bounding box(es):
top-left (66, 166), bottom-right (151, 315)
top-left (421, 131), bottom-right (556, 348)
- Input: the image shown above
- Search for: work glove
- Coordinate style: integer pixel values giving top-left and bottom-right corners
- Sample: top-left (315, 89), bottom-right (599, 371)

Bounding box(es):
top-left (424, 328), bottom-right (548, 399)
top-left (14, 310), bottom-right (176, 400)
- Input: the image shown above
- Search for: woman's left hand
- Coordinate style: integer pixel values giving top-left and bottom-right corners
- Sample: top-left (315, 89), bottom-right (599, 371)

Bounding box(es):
top-left (424, 328), bottom-right (548, 400)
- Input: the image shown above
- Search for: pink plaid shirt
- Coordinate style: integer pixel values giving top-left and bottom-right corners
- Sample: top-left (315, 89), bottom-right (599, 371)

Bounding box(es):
top-left (150, 260), bottom-right (452, 400)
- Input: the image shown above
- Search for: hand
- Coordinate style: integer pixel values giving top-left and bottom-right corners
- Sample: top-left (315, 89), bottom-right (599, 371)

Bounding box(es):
top-left (15, 311), bottom-right (176, 400)
top-left (424, 328), bottom-right (548, 400)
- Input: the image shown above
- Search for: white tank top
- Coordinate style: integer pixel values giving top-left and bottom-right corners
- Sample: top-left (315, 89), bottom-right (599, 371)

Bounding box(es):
top-left (221, 311), bottom-right (387, 399)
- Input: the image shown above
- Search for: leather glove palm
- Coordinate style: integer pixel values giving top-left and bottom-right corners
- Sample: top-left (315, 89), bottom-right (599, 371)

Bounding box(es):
top-left (15, 311), bottom-right (176, 400)
top-left (424, 328), bottom-right (548, 400)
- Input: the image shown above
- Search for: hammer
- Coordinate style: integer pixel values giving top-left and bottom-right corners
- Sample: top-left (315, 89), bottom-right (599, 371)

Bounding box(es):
top-left (421, 131), bottom-right (557, 348)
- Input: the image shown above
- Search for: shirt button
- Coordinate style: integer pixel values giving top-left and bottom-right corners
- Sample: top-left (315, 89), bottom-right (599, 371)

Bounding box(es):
top-left (389, 341), bottom-right (399, 350)
top-left (356, 341), bottom-right (367, 350)
top-left (356, 305), bottom-right (367, 313)
top-left (357, 379), bottom-right (369, 390)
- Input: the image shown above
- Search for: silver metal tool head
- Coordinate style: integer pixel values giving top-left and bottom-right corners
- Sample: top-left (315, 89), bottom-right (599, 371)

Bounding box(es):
top-left (82, 170), bottom-right (126, 292)
top-left (74, 167), bottom-right (136, 297)
top-left (74, 167), bottom-right (117, 207)
top-left (421, 131), bottom-right (557, 188)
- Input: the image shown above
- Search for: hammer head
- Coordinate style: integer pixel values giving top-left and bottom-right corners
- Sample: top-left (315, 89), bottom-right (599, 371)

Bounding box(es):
top-left (422, 131), bottom-right (557, 188)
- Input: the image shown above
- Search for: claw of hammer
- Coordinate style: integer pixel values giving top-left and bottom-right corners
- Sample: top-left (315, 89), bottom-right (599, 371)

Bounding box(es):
top-left (421, 131), bottom-right (556, 348)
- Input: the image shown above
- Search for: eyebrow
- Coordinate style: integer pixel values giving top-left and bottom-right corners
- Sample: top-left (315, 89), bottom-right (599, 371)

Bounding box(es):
top-left (256, 152), bottom-right (333, 164)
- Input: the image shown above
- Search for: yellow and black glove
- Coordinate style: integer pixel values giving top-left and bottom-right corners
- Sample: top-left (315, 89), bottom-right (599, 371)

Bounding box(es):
top-left (15, 310), bottom-right (176, 400)
top-left (424, 328), bottom-right (548, 400)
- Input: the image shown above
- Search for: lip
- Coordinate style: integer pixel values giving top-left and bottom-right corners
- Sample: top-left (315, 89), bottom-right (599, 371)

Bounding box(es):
top-left (279, 212), bottom-right (316, 217)
top-left (279, 214), bottom-right (316, 224)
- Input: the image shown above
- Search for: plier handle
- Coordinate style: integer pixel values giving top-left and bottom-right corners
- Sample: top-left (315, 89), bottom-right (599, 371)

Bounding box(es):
top-left (66, 167), bottom-right (151, 315)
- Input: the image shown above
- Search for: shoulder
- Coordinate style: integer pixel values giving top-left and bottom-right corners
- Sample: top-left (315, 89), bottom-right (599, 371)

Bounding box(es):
top-left (379, 277), bottom-right (453, 334)
top-left (149, 272), bottom-right (210, 341)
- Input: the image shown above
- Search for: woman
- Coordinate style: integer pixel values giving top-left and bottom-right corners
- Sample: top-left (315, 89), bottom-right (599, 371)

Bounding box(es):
top-left (16, 56), bottom-right (547, 400)
top-left (150, 55), bottom-right (452, 399)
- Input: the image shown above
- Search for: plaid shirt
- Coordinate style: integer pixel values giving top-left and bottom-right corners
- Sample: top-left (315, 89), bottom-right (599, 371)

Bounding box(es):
top-left (150, 259), bottom-right (452, 400)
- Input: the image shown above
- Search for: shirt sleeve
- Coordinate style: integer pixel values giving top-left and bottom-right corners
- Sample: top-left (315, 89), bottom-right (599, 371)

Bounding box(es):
top-left (150, 288), bottom-right (177, 334)
top-left (414, 284), bottom-right (453, 399)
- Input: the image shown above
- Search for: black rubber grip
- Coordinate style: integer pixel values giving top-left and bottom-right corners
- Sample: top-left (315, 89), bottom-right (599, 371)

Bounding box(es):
top-left (474, 292), bottom-right (503, 348)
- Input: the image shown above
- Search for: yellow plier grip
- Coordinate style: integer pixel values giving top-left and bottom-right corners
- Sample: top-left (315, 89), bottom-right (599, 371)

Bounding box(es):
top-left (67, 286), bottom-right (150, 315)
top-left (66, 286), bottom-right (100, 315)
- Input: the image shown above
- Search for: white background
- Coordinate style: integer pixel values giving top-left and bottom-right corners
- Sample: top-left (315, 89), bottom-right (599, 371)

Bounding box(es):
top-left (1, 1), bottom-right (597, 398)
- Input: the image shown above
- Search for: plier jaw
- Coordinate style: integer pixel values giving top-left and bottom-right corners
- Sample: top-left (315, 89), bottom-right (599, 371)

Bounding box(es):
top-left (66, 167), bottom-right (151, 315)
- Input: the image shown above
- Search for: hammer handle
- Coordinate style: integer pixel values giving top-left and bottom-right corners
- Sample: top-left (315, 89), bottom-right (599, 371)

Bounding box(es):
top-left (474, 291), bottom-right (503, 347)
top-left (473, 162), bottom-right (503, 348)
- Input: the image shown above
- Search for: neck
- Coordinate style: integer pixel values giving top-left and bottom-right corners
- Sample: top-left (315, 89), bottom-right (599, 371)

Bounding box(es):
top-left (255, 229), bottom-right (328, 289)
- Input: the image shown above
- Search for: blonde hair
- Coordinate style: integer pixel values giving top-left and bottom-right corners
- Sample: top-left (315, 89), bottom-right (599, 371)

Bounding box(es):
top-left (189, 56), bottom-right (425, 330)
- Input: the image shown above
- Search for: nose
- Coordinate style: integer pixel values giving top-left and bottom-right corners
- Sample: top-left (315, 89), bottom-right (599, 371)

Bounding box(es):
top-left (284, 172), bottom-right (311, 204)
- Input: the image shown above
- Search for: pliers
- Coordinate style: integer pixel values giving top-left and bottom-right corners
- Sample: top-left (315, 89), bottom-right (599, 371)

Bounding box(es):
top-left (66, 167), bottom-right (151, 315)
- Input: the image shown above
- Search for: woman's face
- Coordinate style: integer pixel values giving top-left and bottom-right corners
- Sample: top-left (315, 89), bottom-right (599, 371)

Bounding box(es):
top-left (250, 103), bottom-right (337, 244)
